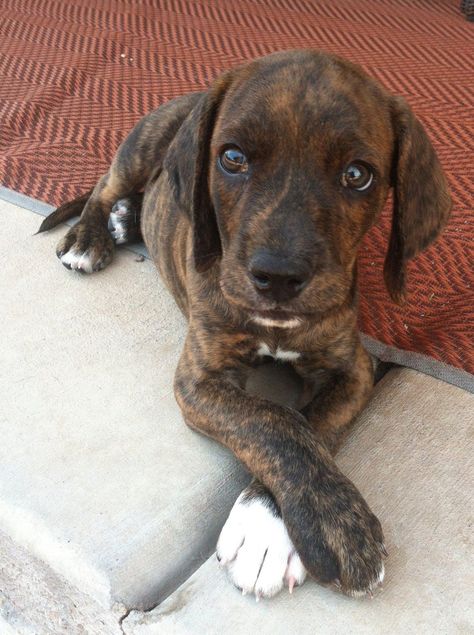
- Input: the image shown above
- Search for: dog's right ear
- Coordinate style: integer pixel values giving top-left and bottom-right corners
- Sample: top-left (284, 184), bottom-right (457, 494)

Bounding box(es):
top-left (385, 96), bottom-right (451, 302)
top-left (166, 72), bottom-right (234, 273)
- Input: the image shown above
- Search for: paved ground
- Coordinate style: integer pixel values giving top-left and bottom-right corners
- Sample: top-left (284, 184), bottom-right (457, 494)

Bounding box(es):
top-left (123, 369), bottom-right (474, 635)
top-left (0, 201), bottom-right (248, 621)
top-left (1, 200), bottom-right (473, 634)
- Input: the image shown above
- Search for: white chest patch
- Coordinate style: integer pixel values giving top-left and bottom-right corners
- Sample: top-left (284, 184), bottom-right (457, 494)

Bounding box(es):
top-left (257, 343), bottom-right (301, 361)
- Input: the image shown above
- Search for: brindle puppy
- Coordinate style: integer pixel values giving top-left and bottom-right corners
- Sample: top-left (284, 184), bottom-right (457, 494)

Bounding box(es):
top-left (39, 50), bottom-right (451, 599)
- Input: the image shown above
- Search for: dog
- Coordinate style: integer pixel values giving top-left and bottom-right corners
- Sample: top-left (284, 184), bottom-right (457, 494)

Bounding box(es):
top-left (39, 49), bottom-right (451, 599)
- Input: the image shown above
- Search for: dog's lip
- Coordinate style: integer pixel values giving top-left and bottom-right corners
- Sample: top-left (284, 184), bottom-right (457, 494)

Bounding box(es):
top-left (251, 309), bottom-right (304, 329)
top-left (252, 309), bottom-right (307, 324)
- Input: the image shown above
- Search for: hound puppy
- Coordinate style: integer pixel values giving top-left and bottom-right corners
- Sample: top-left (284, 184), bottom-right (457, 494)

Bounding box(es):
top-left (40, 50), bottom-right (451, 599)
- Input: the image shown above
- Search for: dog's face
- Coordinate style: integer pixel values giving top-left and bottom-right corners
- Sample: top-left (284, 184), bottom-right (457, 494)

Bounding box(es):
top-left (210, 53), bottom-right (396, 323)
top-left (169, 50), bottom-right (451, 324)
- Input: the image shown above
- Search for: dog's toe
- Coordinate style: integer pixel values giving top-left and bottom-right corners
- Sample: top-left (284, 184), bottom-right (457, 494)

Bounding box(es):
top-left (59, 248), bottom-right (94, 273)
top-left (217, 491), bottom-right (306, 599)
top-left (56, 223), bottom-right (114, 273)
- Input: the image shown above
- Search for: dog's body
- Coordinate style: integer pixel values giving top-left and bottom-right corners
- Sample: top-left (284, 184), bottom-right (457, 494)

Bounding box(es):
top-left (40, 50), bottom-right (450, 599)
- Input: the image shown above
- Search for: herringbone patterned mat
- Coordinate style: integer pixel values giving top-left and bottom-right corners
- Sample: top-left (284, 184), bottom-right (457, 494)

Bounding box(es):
top-left (1, 0), bottom-right (472, 377)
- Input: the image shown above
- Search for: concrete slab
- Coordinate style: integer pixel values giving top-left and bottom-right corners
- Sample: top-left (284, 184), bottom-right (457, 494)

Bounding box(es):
top-left (123, 368), bottom-right (474, 635)
top-left (0, 201), bottom-right (249, 614)
top-left (0, 527), bottom-right (122, 635)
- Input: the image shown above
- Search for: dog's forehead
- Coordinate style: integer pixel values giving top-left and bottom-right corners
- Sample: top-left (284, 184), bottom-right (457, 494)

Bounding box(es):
top-left (214, 53), bottom-right (390, 148)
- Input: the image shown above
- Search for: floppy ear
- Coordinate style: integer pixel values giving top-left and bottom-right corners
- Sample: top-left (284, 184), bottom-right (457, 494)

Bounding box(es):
top-left (167, 72), bottom-right (234, 273)
top-left (385, 96), bottom-right (451, 302)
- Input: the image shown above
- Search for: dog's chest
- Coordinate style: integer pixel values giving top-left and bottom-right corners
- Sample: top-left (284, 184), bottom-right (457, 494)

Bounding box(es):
top-left (257, 342), bottom-right (301, 362)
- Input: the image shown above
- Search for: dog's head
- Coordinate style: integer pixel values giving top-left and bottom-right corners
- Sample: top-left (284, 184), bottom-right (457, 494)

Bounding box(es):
top-left (168, 50), bottom-right (451, 326)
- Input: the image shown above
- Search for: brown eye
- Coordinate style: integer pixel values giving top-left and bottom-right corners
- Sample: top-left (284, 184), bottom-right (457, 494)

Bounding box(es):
top-left (219, 147), bottom-right (249, 174)
top-left (341, 162), bottom-right (374, 191)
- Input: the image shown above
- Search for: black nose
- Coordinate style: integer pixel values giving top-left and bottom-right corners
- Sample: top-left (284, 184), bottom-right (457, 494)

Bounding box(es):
top-left (248, 250), bottom-right (310, 302)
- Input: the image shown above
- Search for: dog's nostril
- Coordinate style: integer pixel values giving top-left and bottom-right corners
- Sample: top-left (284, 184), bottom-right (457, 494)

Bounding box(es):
top-left (288, 278), bottom-right (303, 288)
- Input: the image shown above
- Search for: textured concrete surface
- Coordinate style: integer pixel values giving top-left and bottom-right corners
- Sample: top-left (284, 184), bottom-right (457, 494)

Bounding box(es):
top-left (123, 368), bottom-right (474, 635)
top-left (0, 616), bottom-right (18, 635)
top-left (0, 201), bottom-right (249, 614)
top-left (2, 200), bottom-right (473, 634)
top-left (0, 528), bottom-right (122, 635)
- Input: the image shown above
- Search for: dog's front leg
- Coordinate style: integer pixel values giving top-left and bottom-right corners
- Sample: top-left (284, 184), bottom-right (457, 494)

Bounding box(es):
top-left (217, 343), bottom-right (377, 597)
top-left (299, 341), bottom-right (375, 454)
top-left (174, 338), bottom-right (385, 599)
top-left (55, 173), bottom-right (125, 272)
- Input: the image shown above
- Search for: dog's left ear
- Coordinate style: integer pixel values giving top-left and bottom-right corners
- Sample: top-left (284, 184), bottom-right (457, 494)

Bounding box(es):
top-left (385, 96), bottom-right (451, 302)
top-left (192, 73), bottom-right (234, 272)
top-left (167, 72), bottom-right (234, 273)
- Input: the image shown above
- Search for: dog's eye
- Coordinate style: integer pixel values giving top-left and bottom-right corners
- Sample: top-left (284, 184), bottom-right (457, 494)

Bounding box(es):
top-left (219, 147), bottom-right (249, 174)
top-left (341, 162), bottom-right (374, 191)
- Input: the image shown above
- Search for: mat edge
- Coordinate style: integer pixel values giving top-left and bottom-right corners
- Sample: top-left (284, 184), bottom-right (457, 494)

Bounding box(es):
top-left (361, 334), bottom-right (474, 394)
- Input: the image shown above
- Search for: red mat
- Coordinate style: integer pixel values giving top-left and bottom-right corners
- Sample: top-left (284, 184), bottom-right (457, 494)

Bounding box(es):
top-left (1, 0), bottom-right (473, 386)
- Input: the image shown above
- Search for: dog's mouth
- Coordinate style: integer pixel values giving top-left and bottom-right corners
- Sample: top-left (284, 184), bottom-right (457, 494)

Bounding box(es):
top-left (219, 278), bottom-right (308, 327)
top-left (250, 309), bottom-right (303, 329)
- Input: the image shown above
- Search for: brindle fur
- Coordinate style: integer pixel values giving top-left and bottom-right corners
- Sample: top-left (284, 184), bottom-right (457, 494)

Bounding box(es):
top-left (39, 50), bottom-right (451, 596)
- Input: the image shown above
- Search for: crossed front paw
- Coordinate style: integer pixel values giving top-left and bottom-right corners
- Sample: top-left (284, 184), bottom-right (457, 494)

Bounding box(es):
top-left (217, 489), bottom-right (306, 599)
top-left (281, 472), bottom-right (387, 598)
top-left (56, 222), bottom-right (114, 273)
top-left (218, 473), bottom-right (387, 601)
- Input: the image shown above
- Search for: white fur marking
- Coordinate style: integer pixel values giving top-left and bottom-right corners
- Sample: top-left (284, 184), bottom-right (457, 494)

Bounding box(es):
top-left (257, 343), bottom-right (301, 361)
top-left (60, 249), bottom-right (93, 273)
top-left (217, 492), bottom-right (307, 598)
top-left (257, 343), bottom-right (272, 357)
top-left (252, 316), bottom-right (301, 329)
top-left (109, 212), bottom-right (127, 244)
top-left (275, 348), bottom-right (300, 361)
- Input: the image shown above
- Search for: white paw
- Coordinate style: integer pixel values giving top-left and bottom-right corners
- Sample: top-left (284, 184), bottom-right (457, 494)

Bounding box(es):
top-left (109, 214), bottom-right (127, 244)
top-left (60, 249), bottom-right (94, 273)
top-left (216, 492), bottom-right (307, 599)
top-left (109, 199), bottom-right (132, 244)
